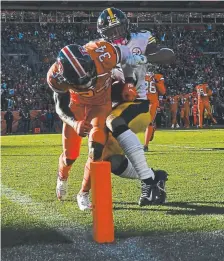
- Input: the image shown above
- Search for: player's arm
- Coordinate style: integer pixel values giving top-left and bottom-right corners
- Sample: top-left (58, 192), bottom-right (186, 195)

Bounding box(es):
top-left (54, 92), bottom-right (92, 137)
top-left (114, 45), bottom-right (146, 66)
top-left (156, 76), bottom-right (166, 95)
top-left (158, 84), bottom-right (166, 96)
top-left (54, 92), bottom-right (75, 128)
top-left (206, 86), bottom-right (212, 97)
top-left (145, 35), bottom-right (175, 65)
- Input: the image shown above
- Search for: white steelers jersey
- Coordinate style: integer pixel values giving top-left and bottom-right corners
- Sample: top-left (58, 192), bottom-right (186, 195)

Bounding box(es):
top-left (112, 30), bottom-right (156, 100)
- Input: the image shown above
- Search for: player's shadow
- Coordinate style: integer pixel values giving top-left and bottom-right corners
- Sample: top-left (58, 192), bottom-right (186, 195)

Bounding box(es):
top-left (1, 226), bottom-right (72, 248)
top-left (113, 201), bottom-right (224, 215)
top-left (144, 151), bottom-right (170, 154)
top-left (209, 148), bottom-right (224, 151)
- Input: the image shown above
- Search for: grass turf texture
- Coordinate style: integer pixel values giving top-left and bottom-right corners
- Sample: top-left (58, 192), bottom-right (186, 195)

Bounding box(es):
top-left (1, 130), bottom-right (224, 237)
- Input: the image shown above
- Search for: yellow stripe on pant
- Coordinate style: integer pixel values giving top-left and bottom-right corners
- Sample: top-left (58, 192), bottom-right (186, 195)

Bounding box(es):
top-left (103, 101), bottom-right (152, 159)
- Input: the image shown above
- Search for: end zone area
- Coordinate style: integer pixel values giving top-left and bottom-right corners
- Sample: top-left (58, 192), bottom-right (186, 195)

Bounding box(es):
top-left (1, 130), bottom-right (224, 261)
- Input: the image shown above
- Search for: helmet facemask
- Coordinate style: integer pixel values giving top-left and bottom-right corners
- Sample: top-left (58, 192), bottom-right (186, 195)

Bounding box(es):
top-left (97, 8), bottom-right (129, 45)
top-left (100, 23), bottom-right (128, 45)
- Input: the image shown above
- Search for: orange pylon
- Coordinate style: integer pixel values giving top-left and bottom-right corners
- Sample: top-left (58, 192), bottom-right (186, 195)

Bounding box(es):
top-left (90, 161), bottom-right (114, 243)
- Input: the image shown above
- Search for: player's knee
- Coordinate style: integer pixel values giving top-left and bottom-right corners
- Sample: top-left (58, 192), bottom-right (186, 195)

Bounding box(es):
top-left (88, 141), bottom-right (104, 161)
top-left (106, 154), bottom-right (128, 175)
top-left (89, 126), bottom-right (107, 145)
top-left (106, 115), bottom-right (129, 138)
top-left (64, 158), bottom-right (76, 166)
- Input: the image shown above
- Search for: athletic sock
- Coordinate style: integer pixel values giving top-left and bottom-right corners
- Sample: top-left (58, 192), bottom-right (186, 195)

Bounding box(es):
top-left (119, 157), bottom-right (139, 179)
top-left (116, 129), bottom-right (155, 180)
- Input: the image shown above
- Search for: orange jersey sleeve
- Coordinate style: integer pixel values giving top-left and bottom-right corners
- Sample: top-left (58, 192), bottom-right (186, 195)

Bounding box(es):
top-left (196, 84), bottom-right (208, 94)
top-left (154, 74), bottom-right (166, 95)
top-left (84, 40), bottom-right (119, 75)
top-left (206, 86), bottom-right (212, 97)
top-left (195, 84), bottom-right (211, 100)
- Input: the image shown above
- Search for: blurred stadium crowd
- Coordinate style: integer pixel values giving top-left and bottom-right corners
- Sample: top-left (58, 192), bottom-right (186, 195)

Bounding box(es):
top-left (1, 10), bottom-right (224, 133)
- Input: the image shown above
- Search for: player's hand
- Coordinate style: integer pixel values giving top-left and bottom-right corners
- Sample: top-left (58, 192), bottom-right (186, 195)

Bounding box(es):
top-left (122, 83), bottom-right (138, 101)
top-left (74, 120), bottom-right (92, 137)
top-left (126, 54), bottom-right (147, 66)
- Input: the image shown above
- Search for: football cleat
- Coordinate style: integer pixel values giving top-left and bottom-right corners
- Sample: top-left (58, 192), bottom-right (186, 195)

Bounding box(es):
top-left (143, 145), bottom-right (149, 152)
top-left (171, 124), bottom-right (174, 129)
top-left (139, 169), bottom-right (168, 207)
top-left (56, 176), bottom-right (68, 201)
top-left (77, 191), bottom-right (92, 211)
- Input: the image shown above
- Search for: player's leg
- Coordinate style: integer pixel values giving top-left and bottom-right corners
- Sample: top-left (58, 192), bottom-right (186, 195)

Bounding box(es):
top-left (193, 105), bottom-right (197, 126)
top-left (204, 101), bottom-right (217, 124)
top-left (77, 102), bottom-right (111, 210)
top-left (180, 108), bottom-right (185, 127)
top-left (198, 102), bottom-right (204, 128)
top-left (103, 108), bottom-right (168, 205)
top-left (102, 133), bottom-right (139, 179)
top-left (105, 152), bottom-right (168, 204)
top-left (144, 102), bottom-right (157, 151)
top-left (171, 108), bottom-right (176, 128)
top-left (106, 101), bottom-right (160, 206)
top-left (185, 107), bottom-right (190, 128)
top-left (56, 103), bottom-right (85, 200)
top-left (56, 122), bottom-right (82, 200)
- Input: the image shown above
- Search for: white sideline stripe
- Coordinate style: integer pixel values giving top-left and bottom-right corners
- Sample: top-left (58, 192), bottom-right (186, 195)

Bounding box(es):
top-left (1, 185), bottom-right (157, 261)
top-left (154, 144), bottom-right (215, 151)
top-left (1, 184), bottom-right (73, 226)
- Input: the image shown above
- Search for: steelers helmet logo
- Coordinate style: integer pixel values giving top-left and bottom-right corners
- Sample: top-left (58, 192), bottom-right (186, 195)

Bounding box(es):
top-left (132, 47), bottom-right (142, 55)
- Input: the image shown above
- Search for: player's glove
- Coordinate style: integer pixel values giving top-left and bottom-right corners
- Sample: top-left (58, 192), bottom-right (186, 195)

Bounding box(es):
top-left (126, 54), bottom-right (147, 66)
top-left (73, 120), bottom-right (92, 137)
top-left (121, 83), bottom-right (139, 102)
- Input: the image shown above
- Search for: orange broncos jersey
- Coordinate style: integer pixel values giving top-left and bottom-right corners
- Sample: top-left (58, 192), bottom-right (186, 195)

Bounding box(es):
top-left (47, 40), bottom-right (119, 105)
top-left (195, 84), bottom-right (212, 103)
top-left (145, 73), bottom-right (166, 103)
top-left (180, 94), bottom-right (191, 108)
top-left (168, 95), bottom-right (180, 110)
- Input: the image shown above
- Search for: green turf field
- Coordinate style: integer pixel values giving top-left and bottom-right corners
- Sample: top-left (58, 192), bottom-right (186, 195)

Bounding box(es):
top-left (1, 130), bottom-right (224, 237)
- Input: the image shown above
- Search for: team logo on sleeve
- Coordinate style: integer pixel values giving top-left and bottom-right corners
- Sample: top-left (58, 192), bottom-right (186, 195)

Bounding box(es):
top-left (132, 47), bottom-right (142, 55)
top-left (78, 46), bottom-right (88, 56)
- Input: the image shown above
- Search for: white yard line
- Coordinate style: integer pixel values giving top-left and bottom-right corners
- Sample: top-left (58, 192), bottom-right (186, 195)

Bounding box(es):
top-left (1, 184), bottom-right (74, 226)
top-left (1, 184), bottom-right (159, 261)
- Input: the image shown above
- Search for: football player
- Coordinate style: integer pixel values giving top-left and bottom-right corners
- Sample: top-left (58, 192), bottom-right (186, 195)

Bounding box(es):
top-left (143, 72), bottom-right (166, 152)
top-left (180, 91), bottom-right (191, 128)
top-left (89, 7), bottom-right (173, 207)
top-left (47, 39), bottom-right (147, 204)
top-left (60, 8), bottom-right (174, 209)
top-left (195, 78), bottom-right (217, 128)
top-left (53, 80), bottom-right (168, 208)
top-left (167, 92), bottom-right (180, 129)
